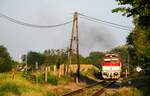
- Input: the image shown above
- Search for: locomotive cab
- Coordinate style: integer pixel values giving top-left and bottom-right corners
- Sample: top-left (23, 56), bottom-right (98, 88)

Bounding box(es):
top-left (101, 54), bottom-right (122, 79)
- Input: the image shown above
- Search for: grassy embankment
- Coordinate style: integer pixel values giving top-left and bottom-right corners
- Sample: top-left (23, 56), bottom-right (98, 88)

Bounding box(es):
top-left (0, 71), bottom-right (84, 96)
top-left (0, 72), bottom-right (54, 96)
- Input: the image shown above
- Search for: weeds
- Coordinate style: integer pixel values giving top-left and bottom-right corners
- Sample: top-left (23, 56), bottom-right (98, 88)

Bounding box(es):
top-left (0, 73), bottom-right (54, 96)
top-left (47, 73), bottom-right (58, 85)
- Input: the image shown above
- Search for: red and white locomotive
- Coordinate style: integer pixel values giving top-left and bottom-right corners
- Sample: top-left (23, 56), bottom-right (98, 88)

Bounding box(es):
top-left (101, 54), bottom-right (122, 79)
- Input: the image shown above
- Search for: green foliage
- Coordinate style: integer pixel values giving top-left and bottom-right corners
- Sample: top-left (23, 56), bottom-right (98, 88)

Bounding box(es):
top-left (128, 27), bottom-right (150, 72)
top-left (70, 53), bottom-right (87, 64)
top-left (22, 72), bottom-right (58, 85)
top-left (22, 71), bottom-right (36, 82)
top-left (0, 45), bottom-right (12, 73)
top-left (47, 73), bottom-right (58, 85)
top-left (59, 75), bottom-right (74, 85)
top-left (86, 51), bottom-right (105, 69)
top-left (112, 0), bottom-right (150, 29)
top-left (11, 60), bottom-right (19, 69)
top-left (27, 51), bottom-right (45, 69)
top-left (113, 0), bottom-right (150, 73)
top-left (0, 82), bottom-right (21, 95)
top-left (112, 0), bottom-right (150, 17)
top-left (22, 72), bottom-right (45, 84)
top-left (36, 73), bottom-right (45, 84)
top-left (109, 45), bottom-right (128, 65)
top-left (44, 49), bottom-right (68, 66)
top-left (0, 73), bottom-right (53, 96)
top-left (83, 67), bottom-right (98, 79)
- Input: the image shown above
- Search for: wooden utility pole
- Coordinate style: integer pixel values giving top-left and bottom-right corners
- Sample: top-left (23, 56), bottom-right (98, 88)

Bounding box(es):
top-left (66, 12), bottom-right (76, 74)
top-left (75, 12), bottom-right (80, 83)
top-left (67, 12), bottom-right (80, 83)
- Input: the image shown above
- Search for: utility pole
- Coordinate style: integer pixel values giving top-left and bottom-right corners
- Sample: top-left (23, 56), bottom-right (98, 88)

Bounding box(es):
top-left (67, 12), bottom-right (80, 83)
top-left (75, 12), bottom-right (80, 83)
top-left (67, 12), bottom-right (75, 74)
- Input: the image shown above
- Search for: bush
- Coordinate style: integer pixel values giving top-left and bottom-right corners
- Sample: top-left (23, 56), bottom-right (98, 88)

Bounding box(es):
top-left (36, 73), bottom-right (45, 84)
top-left (22, 72), bottom-right (59, 85)
top-left (47, 73), bottom-right (58, 85)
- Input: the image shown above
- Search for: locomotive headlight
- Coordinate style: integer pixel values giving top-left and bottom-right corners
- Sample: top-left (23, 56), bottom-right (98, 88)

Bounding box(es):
top-left (114, 72), bottom-right (118, 76)
top-left (103, 72), bottom-right (108, 76)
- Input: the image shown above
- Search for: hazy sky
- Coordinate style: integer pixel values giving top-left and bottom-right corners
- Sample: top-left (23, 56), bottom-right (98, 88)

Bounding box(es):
top-left (0, 0), bottom-right (133, 61)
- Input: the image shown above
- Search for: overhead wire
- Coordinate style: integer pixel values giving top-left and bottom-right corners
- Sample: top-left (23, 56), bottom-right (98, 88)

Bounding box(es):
top-left (79, 16), bottom-right (132, 31)
top-left (0, 12), bottom-right (133, 31)
top-left (79, 13), bottom-right (133, 31)
top-left (0, 13), bottom-right (72, 28)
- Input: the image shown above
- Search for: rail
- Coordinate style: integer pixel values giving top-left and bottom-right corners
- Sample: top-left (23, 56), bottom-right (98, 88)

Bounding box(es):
top-left (63, 80), bottom-right (105, 96)
top-left (91, 81), bottom-right (116, 96)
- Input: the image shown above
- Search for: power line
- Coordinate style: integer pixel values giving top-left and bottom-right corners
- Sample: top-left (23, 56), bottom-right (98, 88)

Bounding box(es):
top-left (79, 13), bottom-right (132, 29)
top-left (0, 12), bottom-right (133, 31)
top-left (0, 13), bottom-right (72, 28)
top-left (79, 13), bottom-right (133, 31)
top-left (80, 16), bottom-right (132, 31)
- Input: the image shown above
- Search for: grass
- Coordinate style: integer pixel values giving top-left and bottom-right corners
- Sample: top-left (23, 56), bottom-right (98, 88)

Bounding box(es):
top-left (101, 87), bottom-right (142, 96)
top-left (0, 72), bottom-right (75, 96)
top-left (82, 67), bottom-right (99, 80)
top-left (0, 72), bottom-right (54, 96)
top-left (47, 73), bottom-right (58, 85)
top-left (58, 75), bottom-right (74, 85)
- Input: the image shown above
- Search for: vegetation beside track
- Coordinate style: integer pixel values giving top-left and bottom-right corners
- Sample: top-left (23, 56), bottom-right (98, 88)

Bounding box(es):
top-left (123, 73), bottom-right (150, 96)
top-left (0, 72), bottom-right (85, 96)
top-left (0, 72), bottom-right (54, 96)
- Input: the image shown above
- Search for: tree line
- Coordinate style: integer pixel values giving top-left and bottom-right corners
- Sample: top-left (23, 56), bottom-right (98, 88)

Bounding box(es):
top-left (0, 44), bottom-right (130, 73)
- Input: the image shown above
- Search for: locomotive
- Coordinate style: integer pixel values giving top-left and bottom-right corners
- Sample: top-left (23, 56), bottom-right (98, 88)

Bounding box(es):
top-left (101, 54), bottom-right (122, 79)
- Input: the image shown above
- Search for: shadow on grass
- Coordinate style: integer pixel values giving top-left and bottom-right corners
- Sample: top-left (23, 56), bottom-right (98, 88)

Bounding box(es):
top-left (71, 73), bottom-right (101, 85)
top-left (132, 76), bottom-right (150, 96)
top-left (123, 73), bottom-right (150, 96)
top-left (79, 74), bottom-right (98, 84)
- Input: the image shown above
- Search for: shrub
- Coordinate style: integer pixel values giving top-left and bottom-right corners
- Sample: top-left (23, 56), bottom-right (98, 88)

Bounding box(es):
top-left (47, 73), bottom-right (58, 85)
top-left (36, 73), bottom-right (45, 84)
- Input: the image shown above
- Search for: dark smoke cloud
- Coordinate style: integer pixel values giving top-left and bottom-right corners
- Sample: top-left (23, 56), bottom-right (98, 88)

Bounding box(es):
top-left (79, 22), bottom-right (117, 56)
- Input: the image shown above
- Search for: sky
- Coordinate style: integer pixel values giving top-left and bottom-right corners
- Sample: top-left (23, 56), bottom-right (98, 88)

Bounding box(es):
top-left (0, 0), bottom-right (133, 61)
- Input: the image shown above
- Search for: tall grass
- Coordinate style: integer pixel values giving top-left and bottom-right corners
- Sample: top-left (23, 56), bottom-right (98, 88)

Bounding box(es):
top-left (0, 72), bottom-right (54, 96)
top-left (23, 72), bottom-right (59, 85)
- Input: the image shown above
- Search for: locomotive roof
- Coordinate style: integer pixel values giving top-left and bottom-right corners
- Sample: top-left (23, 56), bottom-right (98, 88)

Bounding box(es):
top-left (105, 54), bottom-right (119, 57)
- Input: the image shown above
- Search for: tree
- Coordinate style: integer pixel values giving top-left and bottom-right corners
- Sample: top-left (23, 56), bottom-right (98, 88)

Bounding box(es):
top-left (27, 51), bottom-right (45, 69)
top-left (109, 45), bottom-right (128, 65)
top-left (112, 0), bottom-right (150, 17)
top-left (86, 51), bottom-right (105, 69)
top-left (44, 49), bottom-right (68, 66)
top-left (0, 45), bottom-right (12, 72)
top-left (112, 0), bottom-right (150, 28)
top-left (113, 0), bottom-right (150, 73)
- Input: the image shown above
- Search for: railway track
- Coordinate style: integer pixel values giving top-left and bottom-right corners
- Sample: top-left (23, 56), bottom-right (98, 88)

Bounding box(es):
top-left (63, 80), bottom-right (105, 96)
top-left (91, 81), bottom-right (116, 96)
top-left (63, 80), bottom-right (117, 96)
